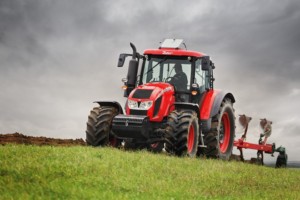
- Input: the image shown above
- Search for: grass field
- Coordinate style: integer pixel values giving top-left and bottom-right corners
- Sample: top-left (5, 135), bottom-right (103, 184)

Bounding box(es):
top-left (1, 145), bottom-right (300, 199)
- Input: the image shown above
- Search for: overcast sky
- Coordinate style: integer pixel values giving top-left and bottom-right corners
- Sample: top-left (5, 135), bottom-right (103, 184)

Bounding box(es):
top-left (1, 0), bottom-right (300, 161)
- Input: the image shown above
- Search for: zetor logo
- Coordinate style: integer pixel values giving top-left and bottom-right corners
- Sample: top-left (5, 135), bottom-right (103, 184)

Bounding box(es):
top-left (162, 51), bottom-right (172, 55)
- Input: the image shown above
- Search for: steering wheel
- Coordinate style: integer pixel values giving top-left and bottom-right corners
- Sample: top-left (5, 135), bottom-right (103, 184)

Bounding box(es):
top-left (165, 77), bottom-right (173, 83)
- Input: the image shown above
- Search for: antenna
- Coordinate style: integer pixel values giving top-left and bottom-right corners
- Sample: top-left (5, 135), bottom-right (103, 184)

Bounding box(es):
top-left (182, 42), bottom-right (187, 50)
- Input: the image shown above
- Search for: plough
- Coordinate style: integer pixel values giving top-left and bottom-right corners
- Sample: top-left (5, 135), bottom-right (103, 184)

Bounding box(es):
top-left (233, 114), bottom-right (288, 168)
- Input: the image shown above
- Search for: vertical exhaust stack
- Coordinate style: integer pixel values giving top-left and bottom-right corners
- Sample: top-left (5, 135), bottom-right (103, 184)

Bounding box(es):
top-left (125, 43), bottom-right (139, 96)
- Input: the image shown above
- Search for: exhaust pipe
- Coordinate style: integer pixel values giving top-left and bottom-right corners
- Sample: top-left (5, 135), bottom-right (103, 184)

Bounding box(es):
top-left (130, 42), bottom-right (137, 59)
top-left (125, 43), bottom-right (139, 96)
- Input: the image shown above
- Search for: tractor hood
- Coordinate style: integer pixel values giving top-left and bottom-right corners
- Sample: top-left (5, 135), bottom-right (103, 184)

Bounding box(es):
top-left (126, 82), bottom-right (175, 121)
top-left (130, 82), bottom-right (174, 100)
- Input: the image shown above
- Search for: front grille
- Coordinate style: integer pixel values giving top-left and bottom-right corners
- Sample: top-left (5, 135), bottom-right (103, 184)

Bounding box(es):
top-left (132, 89), bottom-right (153, 99)
top-left (113, 115), bottom-right (145, 128)
top-left (130, 109), bottom-right (148, 115)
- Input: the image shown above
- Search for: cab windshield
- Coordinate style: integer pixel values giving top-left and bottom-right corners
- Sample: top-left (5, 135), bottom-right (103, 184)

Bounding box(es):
top-left (140, 56), bottom-right (207, 92)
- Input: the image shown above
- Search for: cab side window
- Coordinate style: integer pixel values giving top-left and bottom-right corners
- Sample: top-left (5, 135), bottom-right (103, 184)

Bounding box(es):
top-left (194, 59), bottom-right (206, 92)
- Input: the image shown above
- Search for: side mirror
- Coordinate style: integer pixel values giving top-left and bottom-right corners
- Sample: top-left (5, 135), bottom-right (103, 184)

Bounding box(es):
top-left (201, 56), bottom-right (210, 71)
top-left (117, 54), bottom-right (126, 67)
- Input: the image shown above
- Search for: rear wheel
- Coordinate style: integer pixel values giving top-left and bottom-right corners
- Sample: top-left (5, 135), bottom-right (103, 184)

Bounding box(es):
top-left (165, 110), bottom-right (199, 157)
top-left (86, 106), bottom-right (122, 147)
top-left (204, 98), bottom-right (235, 160)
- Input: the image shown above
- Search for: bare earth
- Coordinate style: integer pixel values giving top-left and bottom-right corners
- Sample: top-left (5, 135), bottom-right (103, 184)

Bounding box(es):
top-left (0, 132), bottom-right (86, 146)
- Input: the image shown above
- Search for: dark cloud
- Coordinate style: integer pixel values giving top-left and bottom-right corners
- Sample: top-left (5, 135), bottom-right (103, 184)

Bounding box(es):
top-left (0, 0), bottom-right (299, 160)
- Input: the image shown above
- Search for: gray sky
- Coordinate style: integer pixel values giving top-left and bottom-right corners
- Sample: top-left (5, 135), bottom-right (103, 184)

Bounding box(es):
top-left (1, 0), bottom-right (300, 161)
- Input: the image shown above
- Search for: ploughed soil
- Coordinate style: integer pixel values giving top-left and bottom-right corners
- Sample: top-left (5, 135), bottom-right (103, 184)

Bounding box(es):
top-left (0, 132), bottom-right (86, 146)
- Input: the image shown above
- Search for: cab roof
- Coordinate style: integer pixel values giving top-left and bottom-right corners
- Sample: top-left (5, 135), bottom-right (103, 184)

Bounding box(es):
top-left (144, 48), bottom-right (205, 58)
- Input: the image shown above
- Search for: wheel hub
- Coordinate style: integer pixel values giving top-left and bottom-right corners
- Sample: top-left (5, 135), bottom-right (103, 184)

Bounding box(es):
top-left (219, 112), bottom-right (230, 153)
top-left (187, 124), bottom-right (195, 153)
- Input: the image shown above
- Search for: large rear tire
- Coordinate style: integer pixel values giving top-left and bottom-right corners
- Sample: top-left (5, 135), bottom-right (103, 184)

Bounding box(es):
top-left (86, 106), bottom-right (122, 147)
top-left (204, 98), bottom-right (235, 160)
top-left (165, 110), bottom-right (199, 157)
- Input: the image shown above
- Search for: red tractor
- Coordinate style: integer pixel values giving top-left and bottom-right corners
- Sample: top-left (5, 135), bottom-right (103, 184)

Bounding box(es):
top-left (86, 39), bottom-right (236, 160)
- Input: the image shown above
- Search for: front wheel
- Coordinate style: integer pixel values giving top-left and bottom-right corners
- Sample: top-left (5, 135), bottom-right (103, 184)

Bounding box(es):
top-left (86, 106), bottom-right (122, 147)
top-left (165, 110), bottom-right (199, 157)
top-left (165, 77), bottom-right (172, 83)
top-left (204, 98), bottom-right (235, 160)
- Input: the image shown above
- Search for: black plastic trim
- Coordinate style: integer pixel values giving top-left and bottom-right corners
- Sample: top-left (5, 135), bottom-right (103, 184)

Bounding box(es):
top-left (130, 109), bottom-right (148, 115)
top-left (153, 96), bottom-right (162, 117)
top-left (132, 89), bottom-right (153, 99)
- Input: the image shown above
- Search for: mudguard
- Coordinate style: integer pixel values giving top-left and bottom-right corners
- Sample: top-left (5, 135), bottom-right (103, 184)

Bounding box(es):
top-left (94, 101), bottom-right (124, 114)
top-left (174, 102), bottom-right (200, 118)
top-left (210, 91), bottom-right (235, 118)
top-left (199, 90), bottom-right (235, 132)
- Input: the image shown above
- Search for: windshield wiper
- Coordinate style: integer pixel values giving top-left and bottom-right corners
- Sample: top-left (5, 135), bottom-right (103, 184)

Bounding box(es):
top-left (144, 56), bottom-right (167, 75)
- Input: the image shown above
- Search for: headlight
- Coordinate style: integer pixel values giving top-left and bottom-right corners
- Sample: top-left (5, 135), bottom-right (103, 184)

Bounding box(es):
top-left (128, 100), bottom-right (138, 109)
top-left (139, 101), bottom-right (153, 110)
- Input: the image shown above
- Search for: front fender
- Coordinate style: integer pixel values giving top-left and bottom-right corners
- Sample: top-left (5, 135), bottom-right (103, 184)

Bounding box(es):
top-left (94, 101), bottom-right (124, 114)
top-left (174, 102), bottom-right (200, 118)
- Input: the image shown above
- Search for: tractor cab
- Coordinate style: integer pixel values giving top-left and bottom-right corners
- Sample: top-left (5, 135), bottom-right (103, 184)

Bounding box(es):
top-left (140, 52), bottom-right (208, 103)
top-left (120, 39), bottom-right (215, 104)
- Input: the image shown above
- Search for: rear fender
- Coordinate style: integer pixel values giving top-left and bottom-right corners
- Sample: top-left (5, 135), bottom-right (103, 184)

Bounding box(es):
top-left (94, 101), bottom-right (124, 114)
top-left (210, 92), bottom-right (235, 118)
top-left (200, 90), bottom-right (235, 132)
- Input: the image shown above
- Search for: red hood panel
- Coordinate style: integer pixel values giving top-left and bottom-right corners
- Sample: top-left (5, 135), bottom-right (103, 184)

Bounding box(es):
top-left (127, 82), bottom-right (175, 121)
top-left (130, 82), bottom-right (174, 101)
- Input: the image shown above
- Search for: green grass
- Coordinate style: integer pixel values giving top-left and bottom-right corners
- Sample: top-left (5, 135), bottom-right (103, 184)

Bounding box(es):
top-left (0, 145), bottom-right (299, 200)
